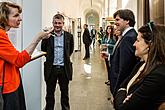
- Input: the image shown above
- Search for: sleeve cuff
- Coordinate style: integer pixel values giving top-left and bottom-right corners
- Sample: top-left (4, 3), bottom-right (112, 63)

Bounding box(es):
top-left (118, 88), bottom-right (126, 92)
top-left (23, 50), bottom-right (31, 61)
top-left (108, 54), bottom-right (110, 61)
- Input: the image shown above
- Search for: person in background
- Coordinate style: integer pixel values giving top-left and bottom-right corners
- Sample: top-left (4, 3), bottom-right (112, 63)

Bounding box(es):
top-left (82, 24), bottom-right (91, 60)
top-left (97, 27), bottom-right (104, 45)
top-left (91, 26), bottom-right (97, 47)
top-left (0, 2), bottom-right (52, 110)
top-left (99, 27), bottom-right (104, 36)
top-left (110, 9), bottom-right (138, 96)
top-left (114, 22), bottom-right (165, 110)
top-left (100, 25), bottom-right (116, 85)
top-left (113, 27), bottom-right (122, 42)
top-left (41, 13), bottom-right (74, 110)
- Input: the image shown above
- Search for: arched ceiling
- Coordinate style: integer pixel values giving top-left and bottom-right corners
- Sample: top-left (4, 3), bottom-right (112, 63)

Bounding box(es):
top-left (79, 0), bottom-right (105, 16)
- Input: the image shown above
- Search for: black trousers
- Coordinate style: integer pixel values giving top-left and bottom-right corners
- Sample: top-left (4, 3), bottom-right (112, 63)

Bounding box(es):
top-left (45, 66), bottom-right (70, 110)
top-left (3, 83), bottom-right (26, 110)
top-left (92, 35), bottom-right (96, 46)
top-left (105, 58), bottom-right (110, 80)
top-left (84, 44), bottom-right (90, 58)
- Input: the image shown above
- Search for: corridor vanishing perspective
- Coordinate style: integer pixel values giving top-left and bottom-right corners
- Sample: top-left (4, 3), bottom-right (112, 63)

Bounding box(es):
top-left (54, 45), bottom-right (114, 110)
top-left (1, 0), bottom-right (164, 109)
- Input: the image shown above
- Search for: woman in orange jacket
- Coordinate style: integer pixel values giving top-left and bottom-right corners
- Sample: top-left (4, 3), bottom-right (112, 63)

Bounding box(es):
top-left (0, 2), bottom-right (52, 110)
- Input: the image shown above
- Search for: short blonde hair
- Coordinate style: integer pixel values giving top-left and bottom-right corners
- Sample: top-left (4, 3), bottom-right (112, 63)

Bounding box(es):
top-left (0, 2), bottom-right (22, 29)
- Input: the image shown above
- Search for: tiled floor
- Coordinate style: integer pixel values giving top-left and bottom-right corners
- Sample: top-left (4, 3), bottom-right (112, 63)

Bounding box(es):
top-left (54, 44), bottom-right (114, 110)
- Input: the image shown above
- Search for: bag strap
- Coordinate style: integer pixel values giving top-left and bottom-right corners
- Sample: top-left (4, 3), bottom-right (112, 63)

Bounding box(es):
top-left (1, 62), bottom-right (5, 93)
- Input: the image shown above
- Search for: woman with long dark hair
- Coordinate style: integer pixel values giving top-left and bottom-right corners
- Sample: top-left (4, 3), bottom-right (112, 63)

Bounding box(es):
top-left (101, 25), bottom-right (116, 85)
top-left (114, 22), bottom-right (165, 110)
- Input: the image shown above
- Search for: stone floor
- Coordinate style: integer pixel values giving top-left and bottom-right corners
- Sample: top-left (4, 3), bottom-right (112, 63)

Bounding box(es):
top-left (54, 44), bottom-right (114, 110)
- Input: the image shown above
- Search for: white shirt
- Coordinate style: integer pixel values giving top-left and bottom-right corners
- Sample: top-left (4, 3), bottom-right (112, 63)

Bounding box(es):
top-left (126, 63), bottom-right (146, 93)
top-left (122, 27), bottom-right (134, 36)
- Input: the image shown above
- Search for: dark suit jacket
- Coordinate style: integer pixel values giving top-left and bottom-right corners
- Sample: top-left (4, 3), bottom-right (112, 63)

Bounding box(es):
top-left (91, 29), bottom-right (97, 38)
top-left (110, 28), bottom-right (138, 95)
top-left (114, 64), bottom-right (165, 110)
top-left (41, 31), bottom-right (74, 81)
top-left (83, 28), bottom-right (92, 45)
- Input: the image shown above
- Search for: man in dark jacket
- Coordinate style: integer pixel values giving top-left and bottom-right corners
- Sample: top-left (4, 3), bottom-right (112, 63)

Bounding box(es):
top-left (91, 26), bottom-right (97, 47)
top-left (82, 24), bottom-right (91, 60)
top-left (41, 14), bottom-right (74, 110)
top-left (110, 9), bottom-right (138, 96)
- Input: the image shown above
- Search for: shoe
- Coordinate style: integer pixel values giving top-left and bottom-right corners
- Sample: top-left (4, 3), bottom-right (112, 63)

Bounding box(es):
top-left (105, 80), bottom-right (110, 85)
top-left (107, 97), bottom-right (111, 100)
top-left (86, 56), bottom-right (90, 59)
top-left (105, 81), bottom-right (109, 84)
top-left (106, 82), bottom-right (110, 85)
top-left (83, 57), bottom-right (87, 60)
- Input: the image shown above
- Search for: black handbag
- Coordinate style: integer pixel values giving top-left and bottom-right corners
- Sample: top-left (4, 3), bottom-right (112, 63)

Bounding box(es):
top-left (0, 62), bottom-right (5, 110)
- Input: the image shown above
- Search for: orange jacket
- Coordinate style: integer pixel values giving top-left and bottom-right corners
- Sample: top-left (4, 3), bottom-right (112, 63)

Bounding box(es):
top-left (0, 29), bottom-right (31, 94)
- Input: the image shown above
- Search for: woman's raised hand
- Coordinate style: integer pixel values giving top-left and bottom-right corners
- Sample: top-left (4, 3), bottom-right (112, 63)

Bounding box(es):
top-left (37, 27), bottom-right (54, 40)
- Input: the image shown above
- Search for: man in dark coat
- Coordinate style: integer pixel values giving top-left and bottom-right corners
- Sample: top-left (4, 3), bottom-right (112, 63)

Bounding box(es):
top-left (41, 14), bottom-right (74, 110)
top-left (82, 24), bottom-right (91, 60)
top-left (110, 9), bottom-right (138, 96)
top-left (91, 26), bottom-right (97, 47)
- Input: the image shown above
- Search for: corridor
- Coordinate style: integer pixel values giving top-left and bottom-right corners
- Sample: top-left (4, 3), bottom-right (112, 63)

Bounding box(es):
top-left (0, 0), bottom-right (164, 110)
top-left (54, 44), bottom-right (114, 110)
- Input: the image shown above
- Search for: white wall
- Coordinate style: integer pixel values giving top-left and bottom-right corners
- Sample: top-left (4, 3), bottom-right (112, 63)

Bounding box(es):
top-left (42, 0), bottom-right (79, 51)
top-left (0, 0), bottom-right (43, 109)
top-left (137, 0), bottom-right (144, 28)
top-left (121, 0), bottom-right (138, 30)
top-left (21, 0), bottom-right (43, 110)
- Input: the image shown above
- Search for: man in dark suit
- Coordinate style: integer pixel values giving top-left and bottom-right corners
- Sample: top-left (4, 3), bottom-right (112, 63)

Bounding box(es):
top-left (110, 9), bottom-right (138, 96)
top-left (82, 24), bottom-right (92, 60)
top-left (91, 26), bottom-right (97, 47)
top-left (41, 14), bottom-right (74, 110)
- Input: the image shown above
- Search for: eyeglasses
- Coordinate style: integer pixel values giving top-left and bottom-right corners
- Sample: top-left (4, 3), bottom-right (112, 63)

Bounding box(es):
top-left (146, 21), bottom-right (154, 42)
top-left (146, 21), bottom-right (154, 32)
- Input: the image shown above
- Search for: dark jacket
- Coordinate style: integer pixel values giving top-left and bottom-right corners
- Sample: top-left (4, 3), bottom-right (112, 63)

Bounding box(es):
top-left (41, 31), bottom-right (74, 81)
top-left (110, 28), bottom-right (138, 95)
top-left (114, 63), bottom-right (165, 110)
top-left (83, 28), bottom-right (92, 45)
top-left (91, 29), bottom-right (97, 38)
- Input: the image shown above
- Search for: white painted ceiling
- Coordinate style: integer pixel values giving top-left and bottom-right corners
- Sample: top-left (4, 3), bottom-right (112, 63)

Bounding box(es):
top-left (79, 0), bottom-right (105, 16)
